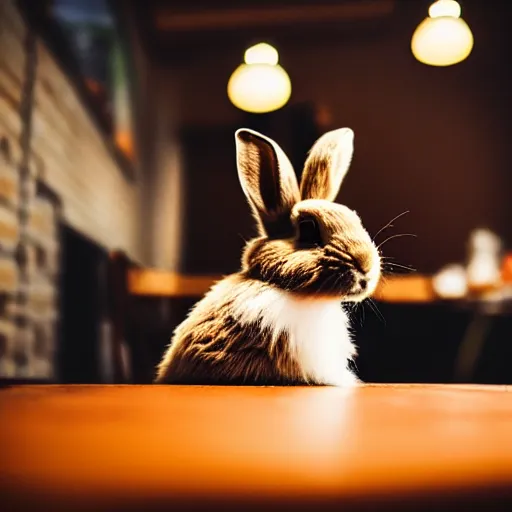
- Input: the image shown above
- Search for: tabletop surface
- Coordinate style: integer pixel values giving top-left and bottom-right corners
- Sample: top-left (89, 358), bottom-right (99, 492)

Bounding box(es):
top-left (1, 384), bottom-right (512, 511)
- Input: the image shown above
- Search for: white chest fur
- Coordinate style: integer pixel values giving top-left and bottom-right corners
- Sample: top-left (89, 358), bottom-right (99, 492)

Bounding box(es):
top-left (229, 282), bottom-right (358, 386)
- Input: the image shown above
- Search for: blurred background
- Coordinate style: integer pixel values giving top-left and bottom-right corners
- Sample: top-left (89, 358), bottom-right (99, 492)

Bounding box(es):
top-left (0, 0), bottom-right (511, 385)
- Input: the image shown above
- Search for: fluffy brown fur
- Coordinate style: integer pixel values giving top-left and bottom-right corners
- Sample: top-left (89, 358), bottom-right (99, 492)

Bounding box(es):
top-left (155, 276), bottom-right (305, 385)
top-left (155, 127), bottom-right (381, 385)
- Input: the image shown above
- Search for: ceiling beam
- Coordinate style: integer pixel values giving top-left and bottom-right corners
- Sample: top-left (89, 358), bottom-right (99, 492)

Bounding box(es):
top-left (154, 0), bottom-right (395, 32)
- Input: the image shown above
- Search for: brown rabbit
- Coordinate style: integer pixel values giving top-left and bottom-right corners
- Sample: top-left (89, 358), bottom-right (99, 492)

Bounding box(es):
top-left (155, 127), bottom-right (381, 386)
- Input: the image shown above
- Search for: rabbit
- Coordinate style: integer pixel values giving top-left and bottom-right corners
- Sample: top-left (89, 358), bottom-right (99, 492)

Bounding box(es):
top-left (154, 127), bottom-right (381, 386)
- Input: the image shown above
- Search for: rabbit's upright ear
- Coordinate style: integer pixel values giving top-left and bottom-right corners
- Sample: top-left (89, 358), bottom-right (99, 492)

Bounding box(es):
top-left (236, 128), bottom-right (300, 237)
top-left (300, 128), bottom-right (354, 202)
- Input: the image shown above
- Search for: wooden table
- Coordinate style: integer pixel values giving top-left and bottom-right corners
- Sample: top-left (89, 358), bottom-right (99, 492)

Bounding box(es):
top-left (127, 269), bottom-right (436, 303)
top-left (1, 384), bottom-right (512, 511)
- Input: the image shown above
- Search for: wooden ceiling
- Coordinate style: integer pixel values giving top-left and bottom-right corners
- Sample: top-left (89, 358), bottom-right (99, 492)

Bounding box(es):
top-left (154, 0), bottom-right (395, 32)
top-left (136, 0), bottom-right (400, 62)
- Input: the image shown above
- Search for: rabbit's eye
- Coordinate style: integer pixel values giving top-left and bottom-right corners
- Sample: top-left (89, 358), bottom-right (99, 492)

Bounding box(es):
top-left (297, 216), bottom-right (324, 248)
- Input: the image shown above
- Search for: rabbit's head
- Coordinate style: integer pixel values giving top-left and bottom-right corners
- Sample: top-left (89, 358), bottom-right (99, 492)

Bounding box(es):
top-left (236, 127), bottom-right (381, 301)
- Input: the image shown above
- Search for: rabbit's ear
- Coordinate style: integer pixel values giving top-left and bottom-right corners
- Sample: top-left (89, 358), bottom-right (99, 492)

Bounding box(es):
top-left (236, 128), bottom-right (300, 237)
top-left (300, 128), bottom-right (354, 202)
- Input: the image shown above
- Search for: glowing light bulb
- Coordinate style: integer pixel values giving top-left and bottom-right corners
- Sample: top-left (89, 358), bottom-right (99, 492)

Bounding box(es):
top-left (227, 42), bottom-right (291, 114)
top-left (411, 0), bottom-right (473, 67)
top-left (244, 43), bottom-right (279, 66)
top-left (429, 0), bottom-right (461, 18)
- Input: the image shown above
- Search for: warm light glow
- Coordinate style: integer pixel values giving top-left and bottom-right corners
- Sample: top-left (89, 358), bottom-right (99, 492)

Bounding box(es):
top-left (411, 0), bottom-right (473, 67)
top-left (227, 43), bottom-right (291, 114)
top-left (115, 130), bottom-right (135, 160)
top-left (244, 43), bottom-right (279, 66)
top-left (428, 0), bottom-right (461, 18)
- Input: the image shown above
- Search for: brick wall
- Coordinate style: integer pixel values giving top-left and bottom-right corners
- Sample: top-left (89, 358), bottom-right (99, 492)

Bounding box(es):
top-left (0, 2), bottom-right (24, 144)
top-left (1, 1), bottom-right (143, 259)
top-left (31, 42), bottom-right (143, 260)
top-left (0, 0), bottom-right (144, 379)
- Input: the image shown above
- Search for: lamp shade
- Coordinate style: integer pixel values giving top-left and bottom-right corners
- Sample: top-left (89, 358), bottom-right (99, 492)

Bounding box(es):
top-left (411, 0), bottom-right (474, 67)
top-left (227, 43), bottom-right (291, 114)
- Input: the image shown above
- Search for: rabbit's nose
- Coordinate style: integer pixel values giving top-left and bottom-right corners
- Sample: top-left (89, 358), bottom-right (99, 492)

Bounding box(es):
top-left (358, 278), bottom-right (368, 290)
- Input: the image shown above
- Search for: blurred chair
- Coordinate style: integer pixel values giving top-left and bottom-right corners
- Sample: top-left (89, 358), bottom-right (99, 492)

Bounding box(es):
top-left (107, 252), bottom-right (179, 383)
top-left (107, 250), bottom-right (132, 383)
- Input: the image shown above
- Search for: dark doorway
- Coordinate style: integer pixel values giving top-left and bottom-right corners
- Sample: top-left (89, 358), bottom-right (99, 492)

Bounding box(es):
top-left (58, 225), bottom-right (109, 383)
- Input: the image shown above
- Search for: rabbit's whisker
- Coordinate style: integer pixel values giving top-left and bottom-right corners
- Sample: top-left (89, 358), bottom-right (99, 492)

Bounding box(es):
top-left (366, 298), bottom-right (386, 325)
top-left (372, 210), bottom-right (410, 242)
top-left (383, 261), bottom-right (416, 273)
top-left (352, 300), bottom-right (364, 327)
top-left (377, 233), bottom-right (417, 250)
